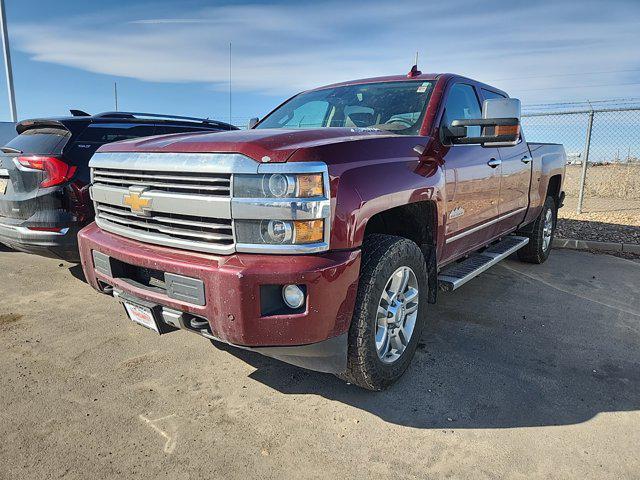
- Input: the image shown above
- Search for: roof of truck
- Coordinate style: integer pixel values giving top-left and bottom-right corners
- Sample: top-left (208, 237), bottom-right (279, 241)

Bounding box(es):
top-left (308, 73), bottom-right (441, 91)
top-left (306, 72), bottom-right (508, 97)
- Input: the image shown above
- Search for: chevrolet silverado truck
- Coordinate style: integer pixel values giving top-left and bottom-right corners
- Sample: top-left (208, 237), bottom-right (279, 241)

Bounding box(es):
top-left (78, 71), bottom-right (566, 390)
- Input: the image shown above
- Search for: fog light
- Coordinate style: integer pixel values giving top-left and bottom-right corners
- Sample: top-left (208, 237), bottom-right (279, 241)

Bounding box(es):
top-left (282, 284), bottom-right (305, 309)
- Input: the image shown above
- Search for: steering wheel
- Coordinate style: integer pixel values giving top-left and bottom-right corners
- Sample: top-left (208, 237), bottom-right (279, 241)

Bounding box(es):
top-left (384, 116), bottom-right (414, 128)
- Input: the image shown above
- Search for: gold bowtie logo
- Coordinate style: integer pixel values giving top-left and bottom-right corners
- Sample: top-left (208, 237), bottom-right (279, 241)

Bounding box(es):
top-left (123, 191), bottom-right (152, 214)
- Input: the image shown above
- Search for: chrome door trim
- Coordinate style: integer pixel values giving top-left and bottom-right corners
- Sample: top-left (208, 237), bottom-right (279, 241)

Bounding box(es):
top-left (445, 206), bottom-right (527, 244)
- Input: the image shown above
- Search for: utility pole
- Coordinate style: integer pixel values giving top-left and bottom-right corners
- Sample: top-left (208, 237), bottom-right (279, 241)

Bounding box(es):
top-left (114, 82), bottom-right (118, 111)
top-left (229, 42), bottom-right (232, 127)
top-left (0, 0), bottom-right (17, 122)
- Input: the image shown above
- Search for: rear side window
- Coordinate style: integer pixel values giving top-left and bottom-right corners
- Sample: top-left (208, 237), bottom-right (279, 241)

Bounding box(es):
top-left (4, 127), bottom-right (71, 154)
top-left (77, 124), bottom-right (157, 143)
top-left (481, 89), bottom-right (507, 100)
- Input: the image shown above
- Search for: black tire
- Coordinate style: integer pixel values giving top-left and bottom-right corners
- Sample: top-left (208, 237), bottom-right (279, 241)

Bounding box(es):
top-left (517, 196), bottom-right (557, 264)
top-left (340, 234), bottom-right (428, 391)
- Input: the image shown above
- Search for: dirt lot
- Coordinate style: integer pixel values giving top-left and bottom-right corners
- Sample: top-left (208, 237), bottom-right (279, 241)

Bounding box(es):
top-left (1, 246), bottom-right (639, 479)
top-left (564, 164), bottom-right (640, 200)
top-left (558, 166), bottom-right (640, 245)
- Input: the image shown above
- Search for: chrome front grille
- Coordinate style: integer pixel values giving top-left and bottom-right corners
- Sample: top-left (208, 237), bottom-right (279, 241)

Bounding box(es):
top-left (89, 152), bottom-right (331, 255)
top-left (95, 204), bottom-right (234, 245)
top-left (89, 152), bottom-right (260, 255)
top-left (92, 168), bottom-right (231, 196)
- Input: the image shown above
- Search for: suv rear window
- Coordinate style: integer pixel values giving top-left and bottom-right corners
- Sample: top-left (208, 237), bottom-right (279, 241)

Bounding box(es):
top-left (4, 127), bottom-right (71, 154)
top-left (77, 124), bottom-right (157, 143)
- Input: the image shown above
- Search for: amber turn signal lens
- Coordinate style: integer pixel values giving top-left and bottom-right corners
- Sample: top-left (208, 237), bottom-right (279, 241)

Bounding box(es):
top-left (293, 220), bottom-right (324, 243)
top-left (495, 124), bottom-right (520, 136)
top-left (296, 174), bottom-right (324, 197)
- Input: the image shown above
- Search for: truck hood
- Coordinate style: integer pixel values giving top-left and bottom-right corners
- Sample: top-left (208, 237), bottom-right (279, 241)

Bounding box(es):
top-left (98, 127), bottom-right (397, 163)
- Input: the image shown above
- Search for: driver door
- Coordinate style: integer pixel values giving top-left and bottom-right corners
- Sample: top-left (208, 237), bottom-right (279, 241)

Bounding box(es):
top-left (440, 83), bottom-right (501, 263)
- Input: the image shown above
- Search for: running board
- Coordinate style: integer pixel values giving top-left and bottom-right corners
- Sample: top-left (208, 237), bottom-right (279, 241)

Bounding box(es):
top-left (438, 236), bottom-right (529, 292)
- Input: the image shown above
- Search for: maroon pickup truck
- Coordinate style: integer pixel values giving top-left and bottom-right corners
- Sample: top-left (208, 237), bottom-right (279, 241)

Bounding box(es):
top-left (79, 71), bottom-right (566, 390)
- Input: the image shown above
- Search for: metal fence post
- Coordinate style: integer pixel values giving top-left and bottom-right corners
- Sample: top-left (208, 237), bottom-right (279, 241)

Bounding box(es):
top-left (576, 110), bottom-right (594, 214)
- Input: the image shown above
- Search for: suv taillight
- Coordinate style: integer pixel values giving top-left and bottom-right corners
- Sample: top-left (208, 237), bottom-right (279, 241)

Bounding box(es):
top-left (17, 156), bottom-right (77, 188)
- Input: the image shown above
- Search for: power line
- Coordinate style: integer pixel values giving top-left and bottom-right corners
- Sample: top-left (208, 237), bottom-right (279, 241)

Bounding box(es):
top-left (513, 81), bottom-right (640, 93)
top-left (525, 97), bottom-right (640, 107)
top-left (488, 68), bottom-right (640, 83)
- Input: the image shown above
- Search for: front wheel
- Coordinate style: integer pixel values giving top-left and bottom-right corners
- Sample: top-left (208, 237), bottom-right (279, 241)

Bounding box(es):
top-left (517, 196), bottom-right (557, 264)
top-left (340, 234), bottom-right (428, 390)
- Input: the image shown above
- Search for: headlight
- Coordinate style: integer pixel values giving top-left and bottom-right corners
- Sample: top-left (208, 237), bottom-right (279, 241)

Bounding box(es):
top-left (235, 219), bottom-right (324, 245)
top-left (234, 173), bottom-right (324, 198)
top-left (232, 162), bottom-right (330, 254)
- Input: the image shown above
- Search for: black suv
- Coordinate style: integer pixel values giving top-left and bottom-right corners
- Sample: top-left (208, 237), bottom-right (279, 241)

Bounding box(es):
top-left (0, 111), bottom-right (237, 261)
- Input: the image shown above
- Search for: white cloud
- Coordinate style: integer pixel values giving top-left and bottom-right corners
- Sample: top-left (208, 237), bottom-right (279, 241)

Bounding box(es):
top-left (10, 0), bottom-right (640, 103)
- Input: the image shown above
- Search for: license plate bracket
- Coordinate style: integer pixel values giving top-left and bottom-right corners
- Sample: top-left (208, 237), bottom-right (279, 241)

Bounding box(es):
top-left (119, 294), bottom-right (178, 335)
top-left (124, 302), bottom-right (160, 333)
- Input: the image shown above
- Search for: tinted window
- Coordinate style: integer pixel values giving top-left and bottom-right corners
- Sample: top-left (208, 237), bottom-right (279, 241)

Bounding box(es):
top-left (4, 127), bottom-right (71, 154)
top-left (153, 125), bottom-right (213, 136)
top-left (481, 89), bottom-right (507, 100)
top-left (442, 84), bottom-right (482, 138)
top-left (257, 81), bottom-right (434, 135)
top-left (77, 124), bottom-right (156, 143)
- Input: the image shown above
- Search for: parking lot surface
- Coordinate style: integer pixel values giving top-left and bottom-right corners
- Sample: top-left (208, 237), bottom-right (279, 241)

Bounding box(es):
top-left (1, 246), bottom-right (639, 479)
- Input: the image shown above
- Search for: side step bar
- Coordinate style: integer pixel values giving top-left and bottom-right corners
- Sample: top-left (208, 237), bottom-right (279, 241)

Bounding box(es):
top-left (438, 236), bottom-right (529, 292)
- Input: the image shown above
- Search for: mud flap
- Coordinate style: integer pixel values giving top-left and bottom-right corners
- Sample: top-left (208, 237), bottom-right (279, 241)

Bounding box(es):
top-left (421, 244), bottom-right (438, 304)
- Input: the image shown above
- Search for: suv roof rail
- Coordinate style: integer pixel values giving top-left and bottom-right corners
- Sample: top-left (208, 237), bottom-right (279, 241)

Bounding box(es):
top-left (94, 111), bottom-right (235, 128)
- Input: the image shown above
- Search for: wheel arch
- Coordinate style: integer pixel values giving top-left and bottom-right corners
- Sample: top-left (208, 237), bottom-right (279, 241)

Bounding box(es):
top-left (546, 174), bottom-right (562, 207)
top-left (360, 200), bottom-right (439, 304)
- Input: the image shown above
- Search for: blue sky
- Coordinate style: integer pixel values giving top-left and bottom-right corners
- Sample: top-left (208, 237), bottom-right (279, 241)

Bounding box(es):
top-left (1, 0), bottom-right (639, 125)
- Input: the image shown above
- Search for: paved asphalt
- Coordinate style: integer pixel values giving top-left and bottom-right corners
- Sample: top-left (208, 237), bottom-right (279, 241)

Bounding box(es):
top-left (0, 246), bottom-right (638, 479)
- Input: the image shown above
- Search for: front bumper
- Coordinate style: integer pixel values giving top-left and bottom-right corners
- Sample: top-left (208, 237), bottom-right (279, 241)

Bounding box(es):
top-left (0, 217), bottom-right (81, 261)
top-left (78, 222), bottom-right (361, 373)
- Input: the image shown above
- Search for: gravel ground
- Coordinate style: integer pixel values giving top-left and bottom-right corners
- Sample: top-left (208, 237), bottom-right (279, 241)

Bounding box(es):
top-left (556, 218), bottom-right (640, 244)
top-left (557, 196), bottom-right (640, 246)
top-left (1, 246), bottom-right (640, 479)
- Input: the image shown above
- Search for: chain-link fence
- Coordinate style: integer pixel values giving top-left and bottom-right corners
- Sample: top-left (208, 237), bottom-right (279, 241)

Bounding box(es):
top-left (522, 107), bottom-right (640, 216)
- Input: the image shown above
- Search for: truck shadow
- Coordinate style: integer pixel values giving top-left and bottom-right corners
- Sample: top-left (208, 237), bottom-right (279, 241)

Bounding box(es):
top-left (68, 263), bottom-right (88, 284)
top-left (217, 253), bottom-right (640, 429)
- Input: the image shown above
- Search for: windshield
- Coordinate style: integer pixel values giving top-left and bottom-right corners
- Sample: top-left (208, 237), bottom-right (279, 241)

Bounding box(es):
top-left (257, 80), bottom-right (434, 135)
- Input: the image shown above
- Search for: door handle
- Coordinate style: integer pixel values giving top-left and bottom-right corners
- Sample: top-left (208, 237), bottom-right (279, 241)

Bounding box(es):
top-left (487, 158), bottom-right (501, 168)
top-left (521, 155), bottom-right (531, 164)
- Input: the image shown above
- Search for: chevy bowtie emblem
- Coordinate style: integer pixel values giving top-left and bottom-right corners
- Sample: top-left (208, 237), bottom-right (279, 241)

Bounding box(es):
top-left (123, 188), bottom-right (152, 215)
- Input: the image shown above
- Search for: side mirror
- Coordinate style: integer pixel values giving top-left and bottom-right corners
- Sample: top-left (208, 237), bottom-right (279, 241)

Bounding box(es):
top-left (248, 117), bottom-right (259, 129)
top-left (446, 98), bottom-right (521, 147)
